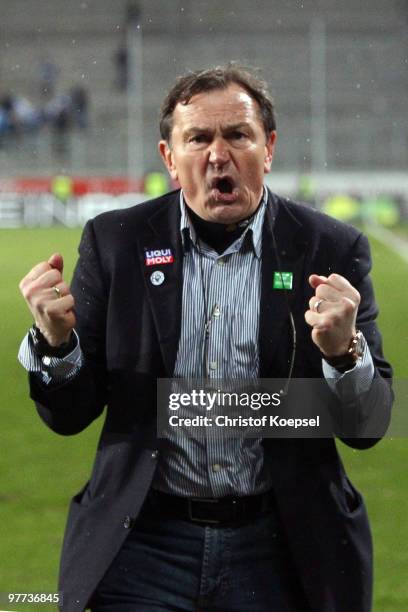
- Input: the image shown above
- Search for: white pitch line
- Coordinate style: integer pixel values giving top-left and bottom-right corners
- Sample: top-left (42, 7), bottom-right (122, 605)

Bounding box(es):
top-left (366, 224), bottom-right (408, 265)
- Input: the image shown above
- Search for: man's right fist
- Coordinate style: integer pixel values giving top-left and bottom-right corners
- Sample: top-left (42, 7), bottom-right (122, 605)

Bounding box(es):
top-left (19, 253), bottom-right (76, 347)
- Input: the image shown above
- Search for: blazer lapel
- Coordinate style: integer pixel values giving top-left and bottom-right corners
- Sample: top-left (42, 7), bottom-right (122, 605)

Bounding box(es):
top-left (136, 192), bottom-right (183, 375)
top-left (259, 191), bottom-right (308, 376)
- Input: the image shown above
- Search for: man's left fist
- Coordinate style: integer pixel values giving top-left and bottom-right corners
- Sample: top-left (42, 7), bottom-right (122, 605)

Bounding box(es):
top-left (304, 273), bottom-right (360, 358)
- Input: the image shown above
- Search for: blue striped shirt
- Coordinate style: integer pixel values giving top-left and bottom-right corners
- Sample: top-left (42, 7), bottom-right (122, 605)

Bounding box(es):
top-left (152, 191), bottom-right (273, 496)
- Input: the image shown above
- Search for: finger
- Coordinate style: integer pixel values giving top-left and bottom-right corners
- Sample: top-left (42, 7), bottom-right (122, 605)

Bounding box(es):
top-left (29, 268), bottom-right (63, 292)
top-left (315, 284), bottom-right (342, 302)
top-left (309, 296), bottom-right (330, 312)
top-left (311, 273), bottom-right (360, 305)
top-left (49, 281), bottom-right (70, 299)
top-left (340, 295), bottom-right (358, 317)
top-left (48, 253), bottom-right (64, 274)
top-left (304, 309), bottom-right (316, 327)
top-left (324, 273), bottom-right (354, 292)
top-left (305, 296), bottom-right (357, 329)
top-left (22, 269), bottom-right (63, 304)
top-left (304, 309), bottom-right (330, 330)
top-left (19, 261), bottom-right (52, 290)
top-left (323, 274), bottom-right (360, 304)
top-left (309, 274), bottom-right (328, 290)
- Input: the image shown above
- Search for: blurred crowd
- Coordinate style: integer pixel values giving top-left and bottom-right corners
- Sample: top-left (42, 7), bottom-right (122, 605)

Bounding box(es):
top-left (0, 85), bottom-right (89, 150)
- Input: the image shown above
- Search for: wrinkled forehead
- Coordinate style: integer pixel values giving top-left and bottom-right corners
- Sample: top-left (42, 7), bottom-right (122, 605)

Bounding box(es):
top-left (171, 84), bottom-right (263, 132)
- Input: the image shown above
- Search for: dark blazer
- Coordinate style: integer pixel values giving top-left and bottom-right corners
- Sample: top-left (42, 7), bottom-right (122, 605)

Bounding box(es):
top-left (29, 189), bottom-right (393, 612)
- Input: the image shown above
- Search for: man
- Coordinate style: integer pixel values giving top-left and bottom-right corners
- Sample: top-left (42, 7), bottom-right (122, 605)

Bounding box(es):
top-left (19, 66), bottom-right (392, 611)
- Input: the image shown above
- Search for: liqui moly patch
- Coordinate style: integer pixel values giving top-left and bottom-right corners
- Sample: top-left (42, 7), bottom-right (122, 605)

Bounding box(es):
top-left (145, 248), bottom-right (174, 266)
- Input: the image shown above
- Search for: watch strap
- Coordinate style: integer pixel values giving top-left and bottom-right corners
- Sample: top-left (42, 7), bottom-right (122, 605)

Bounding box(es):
top-left (324, 331), bottom-right (364, 372)
top-left (28, 325), bottom-right (76, 358)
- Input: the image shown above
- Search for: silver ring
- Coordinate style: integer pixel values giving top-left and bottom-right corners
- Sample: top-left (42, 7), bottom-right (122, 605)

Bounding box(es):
top-left (314, 298), bottom-right (325, 313)
top-left (53, 285), bottom-right (62, 298)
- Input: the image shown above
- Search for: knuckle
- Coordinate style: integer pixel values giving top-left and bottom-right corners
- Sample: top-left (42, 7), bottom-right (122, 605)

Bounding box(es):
top-left (320, 316), bottom-right (332, 330)
top-left (342, 300), bottom-right (355, 315)
top-left (24, 285), bottom-right (36, 301)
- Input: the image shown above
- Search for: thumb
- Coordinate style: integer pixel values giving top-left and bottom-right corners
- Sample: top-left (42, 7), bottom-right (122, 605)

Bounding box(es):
top-left (48, 253), bottom-right (64, 274)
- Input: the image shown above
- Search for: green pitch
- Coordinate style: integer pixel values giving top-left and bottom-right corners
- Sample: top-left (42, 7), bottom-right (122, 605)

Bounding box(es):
top-left (0, 227), bottom-right (407, 611)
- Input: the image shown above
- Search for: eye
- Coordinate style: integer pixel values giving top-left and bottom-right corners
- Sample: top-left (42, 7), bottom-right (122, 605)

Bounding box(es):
top-left (228, 130), bottom-right (250, 143)
top-left (188, 134), bottom-right (208, 144)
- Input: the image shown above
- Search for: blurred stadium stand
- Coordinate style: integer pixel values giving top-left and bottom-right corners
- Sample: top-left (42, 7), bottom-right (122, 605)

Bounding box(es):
top-left (0, 0), bottom-right (407, 179)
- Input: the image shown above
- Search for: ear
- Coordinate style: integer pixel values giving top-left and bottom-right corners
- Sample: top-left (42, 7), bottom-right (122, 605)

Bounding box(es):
top-left (158, 140), bottom-right (178, 181)
top-left (264, 131), bottom-right (277, 174)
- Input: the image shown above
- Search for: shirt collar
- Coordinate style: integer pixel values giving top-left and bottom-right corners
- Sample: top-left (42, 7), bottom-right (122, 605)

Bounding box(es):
top-left (179, 187), bottom-right (267, 259)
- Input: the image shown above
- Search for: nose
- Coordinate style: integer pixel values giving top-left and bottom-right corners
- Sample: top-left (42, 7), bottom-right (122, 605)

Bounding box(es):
top-left (208, 138), bottom-right (230, 168)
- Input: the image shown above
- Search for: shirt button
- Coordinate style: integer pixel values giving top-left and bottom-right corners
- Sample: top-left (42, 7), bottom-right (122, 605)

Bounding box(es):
top-left (217, 258), bottom-right (225, 265)
top-left (212, 305), bottom-right (221, 317)
top-left (42, 356), bottom-right (51, 366)
top-left (151, 450), bottom-right (159, 459)
top-left (123, 515), bottom-right (134, 529)
top-left (212, 464), bottom-right (222, 473)
top-left (209, 361), bottom-right (217, 370)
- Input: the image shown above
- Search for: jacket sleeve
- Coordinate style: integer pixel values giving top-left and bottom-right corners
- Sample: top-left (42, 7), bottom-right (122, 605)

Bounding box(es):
top-left (335, 231), bottom-right (393, 448)
top-left (29, 220), bottom-right (109, 435)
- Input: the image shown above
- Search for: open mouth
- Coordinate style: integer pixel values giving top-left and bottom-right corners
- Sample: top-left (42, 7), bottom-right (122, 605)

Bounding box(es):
top-left (216, 177), bottom-right (234, 194)
top-left (210, 176), bottom-right (238, 202)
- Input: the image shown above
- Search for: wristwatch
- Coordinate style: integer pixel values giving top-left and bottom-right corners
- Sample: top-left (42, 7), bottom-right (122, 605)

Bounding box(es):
top-left (28, 325), bottom-right (76, 358)
top-left (324, 330), bottom-right (365, 372)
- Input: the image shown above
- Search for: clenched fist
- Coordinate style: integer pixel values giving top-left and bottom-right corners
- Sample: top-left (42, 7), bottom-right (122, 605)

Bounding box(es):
top-left (304, 273), bottom-right (360, 358)
top-left (19, 253), bottom-right (76, 347)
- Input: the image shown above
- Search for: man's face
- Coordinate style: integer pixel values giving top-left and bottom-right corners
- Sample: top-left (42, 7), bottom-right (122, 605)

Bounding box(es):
top-left (159, 84), bottom-right (276, 224)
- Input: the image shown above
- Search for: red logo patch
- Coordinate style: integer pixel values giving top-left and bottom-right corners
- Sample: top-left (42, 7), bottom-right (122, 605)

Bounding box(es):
top-left (145, 249), bottom-right (174, 266)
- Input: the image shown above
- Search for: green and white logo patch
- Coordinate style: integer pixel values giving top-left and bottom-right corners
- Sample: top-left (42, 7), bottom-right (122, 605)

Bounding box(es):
top-left (273, 271), bottom-right (293, 290)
